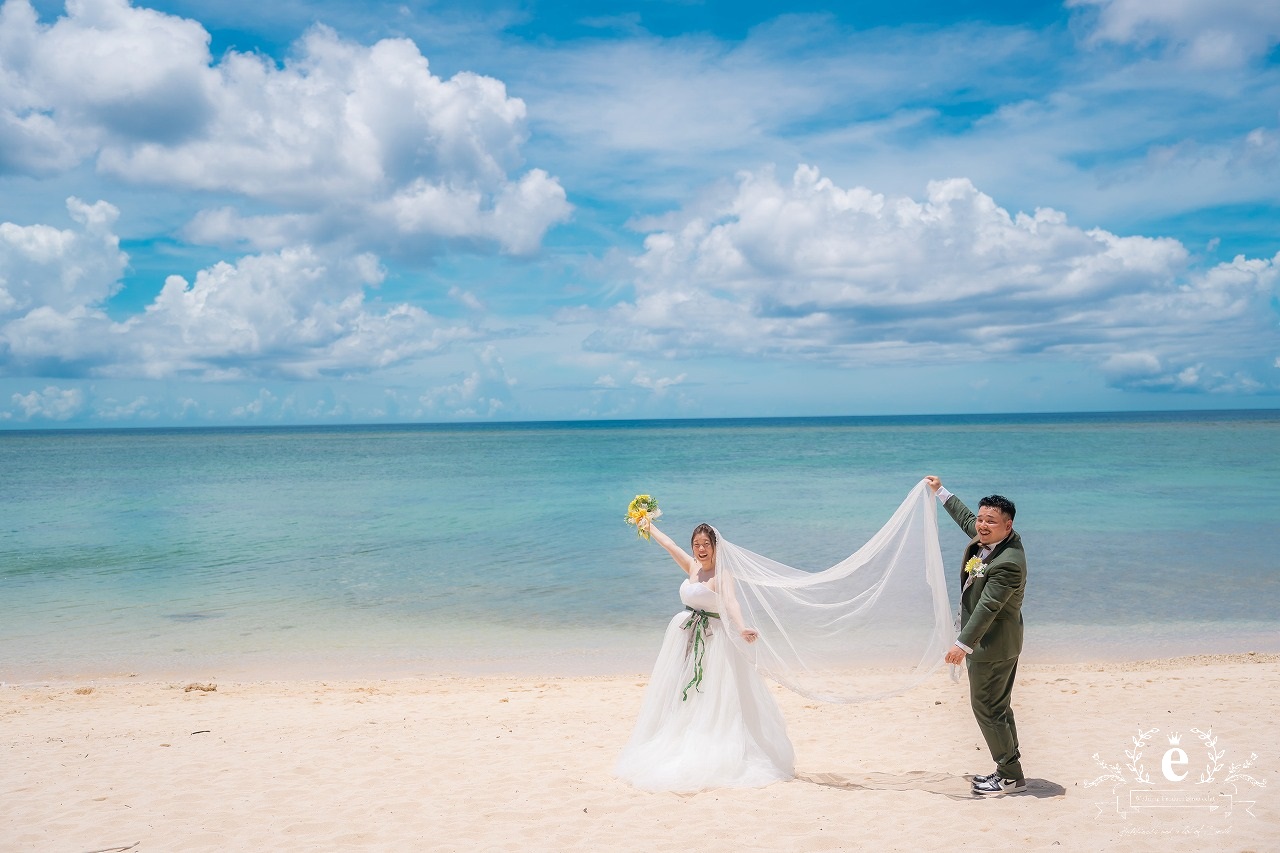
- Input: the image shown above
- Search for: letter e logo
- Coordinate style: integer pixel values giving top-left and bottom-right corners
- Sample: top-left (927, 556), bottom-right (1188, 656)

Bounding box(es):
top-left (1162, 747), bottom-right (1188, 782)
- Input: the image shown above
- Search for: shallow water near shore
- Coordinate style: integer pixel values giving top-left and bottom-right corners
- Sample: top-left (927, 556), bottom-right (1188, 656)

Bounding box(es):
top-left (3, 410), bottom-right (1278, 680)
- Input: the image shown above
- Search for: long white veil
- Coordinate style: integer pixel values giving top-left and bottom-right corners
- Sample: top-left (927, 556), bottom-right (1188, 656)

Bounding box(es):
top-left (713, 479), bottom-right (953, 702)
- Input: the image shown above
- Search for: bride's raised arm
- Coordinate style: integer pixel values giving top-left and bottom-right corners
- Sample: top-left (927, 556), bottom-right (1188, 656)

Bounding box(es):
top-left (641, 520), bottom-right (697, 576)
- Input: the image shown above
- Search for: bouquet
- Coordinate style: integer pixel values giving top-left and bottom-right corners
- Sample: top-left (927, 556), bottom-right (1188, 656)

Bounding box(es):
top-left (964, 556), bottom-right (987, 578)
top-left (626, 494), bottom-right (661, 540)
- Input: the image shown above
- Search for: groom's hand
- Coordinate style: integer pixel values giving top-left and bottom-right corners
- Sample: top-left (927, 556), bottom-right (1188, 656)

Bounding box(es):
top-left (924, 475), bottom-right (942, 493)
top-left (944, 645), bottom-right (967, 665)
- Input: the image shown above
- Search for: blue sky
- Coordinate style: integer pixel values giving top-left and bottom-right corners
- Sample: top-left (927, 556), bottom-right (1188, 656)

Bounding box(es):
top-left (1, 0), bottom-right (1278, 426)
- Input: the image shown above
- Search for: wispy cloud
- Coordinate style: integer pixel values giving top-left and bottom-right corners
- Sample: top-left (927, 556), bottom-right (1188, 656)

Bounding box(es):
top-left (1069, 0), bottom-right (1280, 66)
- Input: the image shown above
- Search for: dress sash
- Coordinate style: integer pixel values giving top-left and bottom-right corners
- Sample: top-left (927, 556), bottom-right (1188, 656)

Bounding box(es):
top-left (680, 606), bottom-right (720, 700)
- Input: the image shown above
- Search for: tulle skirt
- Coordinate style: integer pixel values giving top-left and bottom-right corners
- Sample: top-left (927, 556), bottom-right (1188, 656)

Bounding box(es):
top-left (614, 611), bottom-right (795, 792)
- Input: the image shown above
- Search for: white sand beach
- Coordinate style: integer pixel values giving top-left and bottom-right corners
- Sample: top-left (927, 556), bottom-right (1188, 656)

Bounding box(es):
top-left (3, 653), bottom-right (1276, 852)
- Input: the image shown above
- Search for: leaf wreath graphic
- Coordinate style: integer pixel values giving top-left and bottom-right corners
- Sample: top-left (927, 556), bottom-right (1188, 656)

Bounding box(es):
top-left (1084, 727), bottom-right (1158, 786)
top-left (1191, 728), bottom-right (1268, 788)
top-left (1124, 727), bottom-right (1159, 784)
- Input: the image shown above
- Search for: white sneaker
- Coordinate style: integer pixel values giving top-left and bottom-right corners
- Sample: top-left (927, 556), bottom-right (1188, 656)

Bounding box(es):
top-left (972, 776), bottom-right (1027, 796)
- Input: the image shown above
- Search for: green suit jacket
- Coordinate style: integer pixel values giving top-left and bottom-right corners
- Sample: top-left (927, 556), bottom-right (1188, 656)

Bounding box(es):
top-left (944, 495), bottom-right (1026, 663)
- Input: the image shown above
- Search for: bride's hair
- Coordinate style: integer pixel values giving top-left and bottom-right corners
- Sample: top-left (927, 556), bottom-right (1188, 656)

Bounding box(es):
top-left (690, 523), bottom-right (717, 549)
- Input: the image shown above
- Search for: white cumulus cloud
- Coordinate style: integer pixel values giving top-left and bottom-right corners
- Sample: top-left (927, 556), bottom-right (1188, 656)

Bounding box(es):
top-left (7, 384), bottom-right (84, 420)
top-left (632, 371), bottom-right (686, 395)
top-left (0, 197), bottom-right (126, 371)
top-left (0, 202), bottom-right (479, 381)
top-left (231, 388), bottom-right (276, 418)
top-left (0, 196), bottom-right (125, 316)
top-left (417, 344), bottom-right (516, 418)
top-left (122, 247), bottom-right (477, 380)
top-left (95, 394), bottom-right (151, 420)
top-left (590, 166), bottom-right (1280, 392)
top-left (0, 0), bottom-right (570, 254)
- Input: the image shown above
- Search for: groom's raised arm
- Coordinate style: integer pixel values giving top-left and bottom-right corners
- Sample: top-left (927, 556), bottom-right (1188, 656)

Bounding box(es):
top-left (928, 475), bottom-right (976, 664)
top-left (925, 475), bottom-right (975, 536)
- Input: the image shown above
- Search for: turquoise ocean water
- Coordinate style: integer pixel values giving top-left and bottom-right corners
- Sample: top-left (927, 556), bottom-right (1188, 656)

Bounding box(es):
top-left (3, 411), bottom-right (1278, 681)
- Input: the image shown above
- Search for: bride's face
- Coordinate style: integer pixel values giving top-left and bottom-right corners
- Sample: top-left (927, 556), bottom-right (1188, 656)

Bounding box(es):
top-left (691, 533), bottom-right (715, 569)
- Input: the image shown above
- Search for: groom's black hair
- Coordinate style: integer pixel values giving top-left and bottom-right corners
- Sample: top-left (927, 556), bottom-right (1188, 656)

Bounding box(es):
top-left (979, 494), bottom-right (1016, 520)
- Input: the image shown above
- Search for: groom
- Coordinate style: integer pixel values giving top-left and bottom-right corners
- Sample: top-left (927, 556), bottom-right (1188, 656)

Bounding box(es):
top-left (925, 476), bottom-right (1027, 796)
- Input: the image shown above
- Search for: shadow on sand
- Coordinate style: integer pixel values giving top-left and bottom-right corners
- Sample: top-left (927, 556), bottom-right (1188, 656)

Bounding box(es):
top-left (797, 771), bottom-right (1067, 800)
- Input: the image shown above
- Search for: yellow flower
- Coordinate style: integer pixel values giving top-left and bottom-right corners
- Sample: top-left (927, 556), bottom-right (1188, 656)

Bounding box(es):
top-left (625, 494), bottom-right (661, 540)
top-left (964, 556), bottom-right (986, 577)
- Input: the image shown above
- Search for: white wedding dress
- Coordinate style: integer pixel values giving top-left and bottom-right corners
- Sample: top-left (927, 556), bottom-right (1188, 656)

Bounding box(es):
top-left (614, 482), bottom-right (953, 793)
top-left (614, 578), bottom-right (795, 792)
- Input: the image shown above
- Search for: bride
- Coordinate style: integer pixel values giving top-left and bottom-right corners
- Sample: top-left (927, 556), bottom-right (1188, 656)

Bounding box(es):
top-left (614, 481), bottom-right (953, 793)
top-left (613, 520), bottom-right (794, 792)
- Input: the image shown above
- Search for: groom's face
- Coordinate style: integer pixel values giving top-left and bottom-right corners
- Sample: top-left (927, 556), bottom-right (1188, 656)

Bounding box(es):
top-left (975, 506), bottom-right (1013, 546)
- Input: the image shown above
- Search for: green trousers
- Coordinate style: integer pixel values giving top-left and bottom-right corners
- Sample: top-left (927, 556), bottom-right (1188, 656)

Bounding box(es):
top-left (967, 655), bottom-right (1023, 781)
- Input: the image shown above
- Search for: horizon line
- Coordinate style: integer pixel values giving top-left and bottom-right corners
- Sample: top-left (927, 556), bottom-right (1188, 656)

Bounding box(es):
top-left (3, 405), bottom-right (1278, 435)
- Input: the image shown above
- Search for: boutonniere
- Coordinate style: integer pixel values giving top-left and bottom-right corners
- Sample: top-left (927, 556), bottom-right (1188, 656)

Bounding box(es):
top-left (964, 556), bottom-right (987, 578)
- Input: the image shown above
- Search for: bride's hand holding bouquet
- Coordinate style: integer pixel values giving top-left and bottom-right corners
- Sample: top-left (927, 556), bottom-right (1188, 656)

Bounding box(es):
top-left (626, 494), bottom-right (662, 540)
